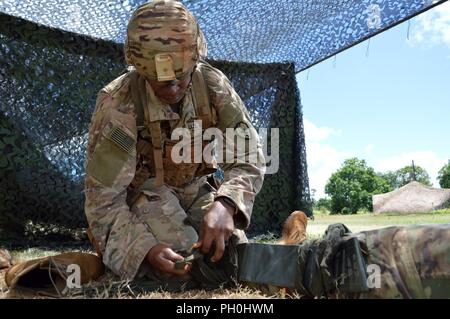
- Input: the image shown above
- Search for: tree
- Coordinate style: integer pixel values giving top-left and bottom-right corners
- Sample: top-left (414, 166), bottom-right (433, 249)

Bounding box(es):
top-left (325, 158), bottom-right (391, 214)
top-left (394, 165), bottom-right (431, 188)
top-left (377, 171), bottom-right (398, 190)
top-left (438, 162), bottom-right (450, 189)
top-left (377, 165), bottom-right (432, 189)
top-left (314, 198), bottom-right (332, 212)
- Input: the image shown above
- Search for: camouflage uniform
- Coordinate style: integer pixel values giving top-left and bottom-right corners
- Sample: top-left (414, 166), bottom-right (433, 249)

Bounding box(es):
top-left (355, 224), bottom-right (450, 299)
top-left (238, 223), bottom-right (450, 299)
top-left (84, 1), bottom-right (264, 281)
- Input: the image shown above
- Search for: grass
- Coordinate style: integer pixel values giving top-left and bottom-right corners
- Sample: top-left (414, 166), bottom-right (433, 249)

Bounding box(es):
top-left (308, 208), bottom-right (450, 236)
top-left (9, 247), bottom-right (65, 261)
top-left (2, 209), bottom-right (449, 299)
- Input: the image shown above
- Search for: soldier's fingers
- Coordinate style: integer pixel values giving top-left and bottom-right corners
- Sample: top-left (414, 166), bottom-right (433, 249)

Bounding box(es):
top-left (159, 255), bottom-right (190, 276)
top-left (163, 248), bottom-right (184, 262)
top-left (192, 241), bottom-right (202, 249)
top-left (177, 263), bottom-right (192, 274)
top-left (170, 266), bottom-right (192, 277)
top-left (201, 231), bottom-right (213, 255)
top-left (159, 258), bottom-right (176, 273)
top-left (198, 223), bottom-right (205, 242)
top-left (170, 266), bottom-right (189, 276)
top-left (211, 235), bottom-right (225, 263)
top-left (184, 263), bottom-right (192, 273)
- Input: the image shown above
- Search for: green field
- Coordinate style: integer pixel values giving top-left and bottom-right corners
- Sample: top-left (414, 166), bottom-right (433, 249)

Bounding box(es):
top-left (308, 209), bottom-right (450, 237)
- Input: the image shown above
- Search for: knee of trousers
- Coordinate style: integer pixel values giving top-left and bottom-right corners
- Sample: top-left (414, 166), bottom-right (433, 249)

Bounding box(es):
top-left (131, 183), bottom-right (199, 251)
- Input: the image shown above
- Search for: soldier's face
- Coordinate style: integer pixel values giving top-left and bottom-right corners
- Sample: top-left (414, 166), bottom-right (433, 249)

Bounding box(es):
top-left (148, 72), bottom-right (192, 105)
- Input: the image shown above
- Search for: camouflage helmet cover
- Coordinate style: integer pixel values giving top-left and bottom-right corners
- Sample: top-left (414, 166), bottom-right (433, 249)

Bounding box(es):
top-left (125, 0), bottom-right (207, 81)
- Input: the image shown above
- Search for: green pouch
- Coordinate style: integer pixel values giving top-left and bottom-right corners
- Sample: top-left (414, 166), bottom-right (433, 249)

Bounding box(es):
top-left (86, 124), bottom-right (135, 187)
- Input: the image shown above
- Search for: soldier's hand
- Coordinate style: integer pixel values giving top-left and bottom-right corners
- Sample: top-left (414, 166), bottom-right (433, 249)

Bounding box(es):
top-left (146, 243), bottom-right (191, 276)
top-left (197, 200), bottom-right (235, 262)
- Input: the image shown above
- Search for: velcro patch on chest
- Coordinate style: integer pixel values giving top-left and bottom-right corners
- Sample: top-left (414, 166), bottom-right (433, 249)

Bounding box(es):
top-left (86, 123), bottom-right (136, 188)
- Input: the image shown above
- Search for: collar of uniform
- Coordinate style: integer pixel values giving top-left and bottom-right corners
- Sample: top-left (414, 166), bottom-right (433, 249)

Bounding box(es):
top-left (145, 80), bottom-right (180, 122)
top-left (170, 87), bottom-right (198, 131)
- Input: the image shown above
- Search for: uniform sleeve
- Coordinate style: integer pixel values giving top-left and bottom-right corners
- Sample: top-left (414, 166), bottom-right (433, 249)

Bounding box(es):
top-left (202, 64), bottom-right (266, 229)
top-left (84, 90), bottom-right (158, 280)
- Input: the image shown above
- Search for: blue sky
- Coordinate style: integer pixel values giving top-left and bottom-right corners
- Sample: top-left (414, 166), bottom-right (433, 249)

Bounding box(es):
top-left (297, 2), bottom-right (450, 199)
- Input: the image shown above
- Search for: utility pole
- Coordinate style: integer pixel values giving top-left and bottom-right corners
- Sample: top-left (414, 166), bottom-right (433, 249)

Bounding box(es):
top-left (411, 160), bottom-right (417, 182)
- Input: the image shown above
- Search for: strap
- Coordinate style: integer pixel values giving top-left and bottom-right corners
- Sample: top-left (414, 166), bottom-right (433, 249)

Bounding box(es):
top-left (129, 69), bottom-right (164, 187)
top-left (129, 66), bottom-right (213, 188)
top-left (86, 228), bottom-right (103, 259)
top-left (129, 70), bottom-right (146, 128)
top-left (148, 121), bottom-right (164, 187)
top-left (191, 65), bottom-right (215, 128)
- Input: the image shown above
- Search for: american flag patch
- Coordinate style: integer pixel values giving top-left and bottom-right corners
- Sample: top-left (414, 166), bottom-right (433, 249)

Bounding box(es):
top-left (107, 126), bottom-right (135, 154)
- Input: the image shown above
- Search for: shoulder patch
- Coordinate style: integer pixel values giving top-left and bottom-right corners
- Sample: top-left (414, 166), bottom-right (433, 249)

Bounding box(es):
top-left (86, 123), bottom-right (135, 188)
top-left (106, 125), bottom-right (135, 155)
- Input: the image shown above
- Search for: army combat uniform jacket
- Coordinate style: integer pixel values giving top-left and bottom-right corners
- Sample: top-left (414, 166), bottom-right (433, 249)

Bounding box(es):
top-left (84, 61), bottom-right (265, 280)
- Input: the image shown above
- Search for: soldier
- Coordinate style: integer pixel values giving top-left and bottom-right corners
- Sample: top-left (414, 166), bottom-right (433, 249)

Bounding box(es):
top-left (238, 221), bottom-right (450, 299)
top-left (84, 0), bottom-right (265, 282)
top-left (82, 0), bottom-right (450, 298)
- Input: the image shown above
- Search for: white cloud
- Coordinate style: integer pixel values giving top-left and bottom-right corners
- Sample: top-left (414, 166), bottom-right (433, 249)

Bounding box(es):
top-left (373, 151), bottom-right (447, 187)
top-left (304, 119), bottom-right (350, 199)
top-left (303, 120), bottom-right (448, 199)
top-left (409, 1), bottom-right (450, 48)
top-left (303, 119), bottom-right (342, 143)
top-left (304, 119), bottom-right (448, 200)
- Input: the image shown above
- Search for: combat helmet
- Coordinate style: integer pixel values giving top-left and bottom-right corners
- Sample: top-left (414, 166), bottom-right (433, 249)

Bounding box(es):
top-left (125, 0), bottom-right (207, 82)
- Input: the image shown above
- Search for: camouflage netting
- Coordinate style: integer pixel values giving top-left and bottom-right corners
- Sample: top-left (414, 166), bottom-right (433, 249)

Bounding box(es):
top-left (0, 0), bottom-right (445, 71)
top-left (0, 0), bottom-right (446, 244)
top-left (0, 12), bottom-right (310, 243)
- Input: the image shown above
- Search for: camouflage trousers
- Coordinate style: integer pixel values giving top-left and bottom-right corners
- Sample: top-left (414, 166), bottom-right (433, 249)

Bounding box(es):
top-left (237, 224), bottom-right (450, 299)
top-left (354, 224), bottom-right (450, 299)
top-left (130, 177), bottom-right (246, 280)
top-left (123, 179), bottom-right (450, 298)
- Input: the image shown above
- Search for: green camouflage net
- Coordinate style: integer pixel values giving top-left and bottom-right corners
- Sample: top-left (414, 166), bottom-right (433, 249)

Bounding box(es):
top-left (3, 0), bottom-right (445, 244)
top-left (0, 13), bottom-right (311, 243)
top-left (1, 0), bottom-right (445, 72)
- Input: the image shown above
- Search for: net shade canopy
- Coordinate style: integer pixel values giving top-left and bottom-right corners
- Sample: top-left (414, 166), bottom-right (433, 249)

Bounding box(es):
top-left (0, 12), bottom-right (310, 240)
top-left (0, 0), bottom-right (446, 72)
top-left (1, 0), bottom-right (447, 241)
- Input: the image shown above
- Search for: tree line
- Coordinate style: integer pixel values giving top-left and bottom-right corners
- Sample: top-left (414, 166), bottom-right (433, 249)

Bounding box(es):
top-left (314, 158), bottom-right (450, 214)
